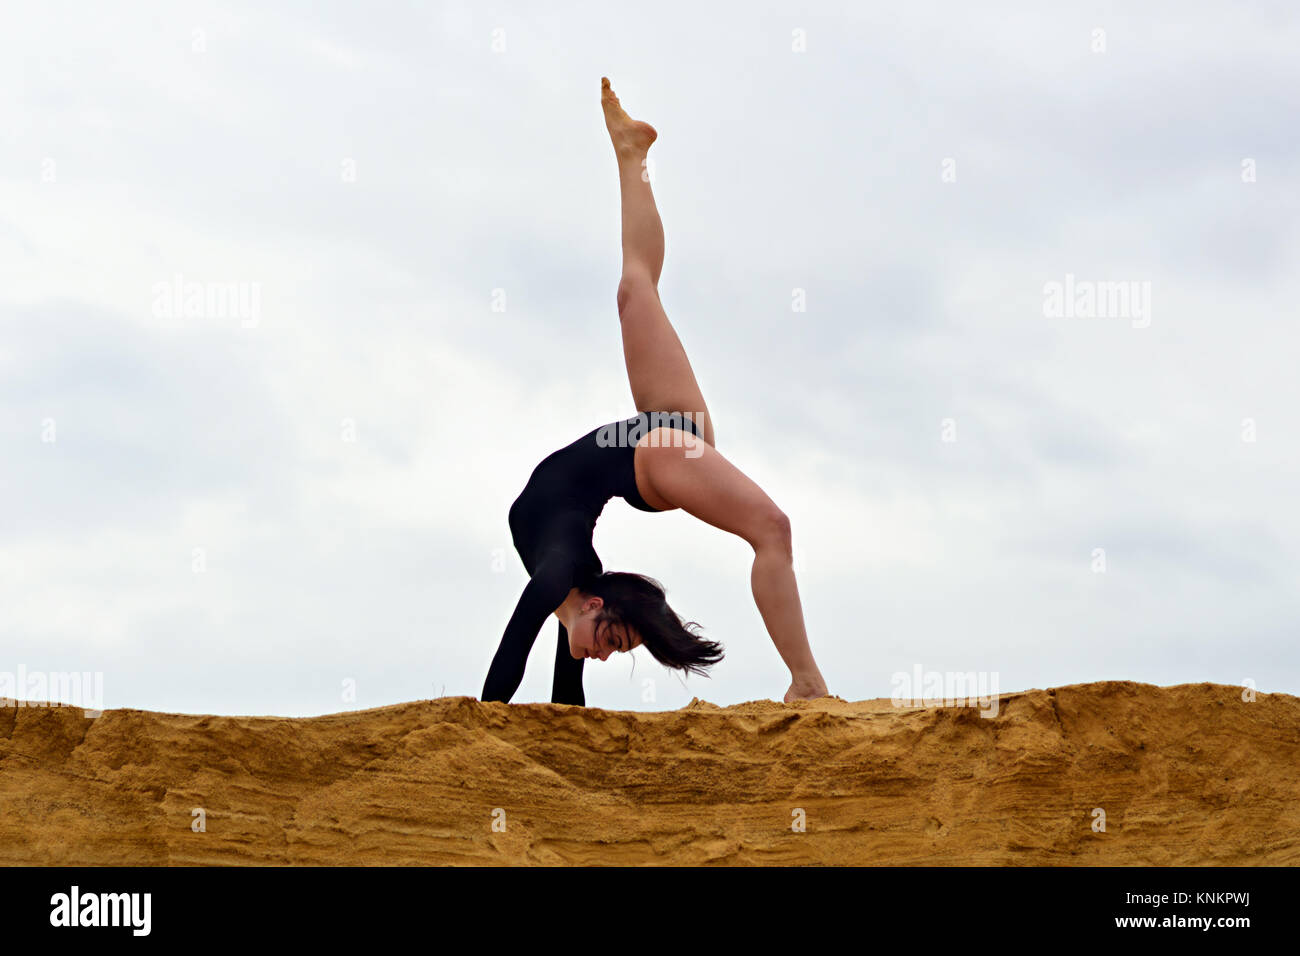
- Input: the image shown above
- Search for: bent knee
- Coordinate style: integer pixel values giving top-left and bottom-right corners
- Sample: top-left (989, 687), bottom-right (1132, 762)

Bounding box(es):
top-left (751, 508), bottom-right (793, 556)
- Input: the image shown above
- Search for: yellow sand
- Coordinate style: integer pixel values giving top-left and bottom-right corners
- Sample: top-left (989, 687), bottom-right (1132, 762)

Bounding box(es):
top-left (1, 681), bottom-right (1295, 865)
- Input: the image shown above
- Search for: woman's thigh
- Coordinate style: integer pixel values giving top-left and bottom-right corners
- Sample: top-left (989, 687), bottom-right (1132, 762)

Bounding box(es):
top-left (633, 428), bottom-right (784, 547)
top-left (618, 276), bottom-right (716, 448)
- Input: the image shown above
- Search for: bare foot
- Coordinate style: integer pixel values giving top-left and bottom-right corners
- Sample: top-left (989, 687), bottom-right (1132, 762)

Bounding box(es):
top-left (601, 76), bottom-right (657, 160)
top-left (784, 679), bottom-right (830, 703)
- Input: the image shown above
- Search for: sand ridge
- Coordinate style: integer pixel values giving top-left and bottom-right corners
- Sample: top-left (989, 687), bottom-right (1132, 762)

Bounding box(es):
top-left (1, 681), bottom-right (1296, 865)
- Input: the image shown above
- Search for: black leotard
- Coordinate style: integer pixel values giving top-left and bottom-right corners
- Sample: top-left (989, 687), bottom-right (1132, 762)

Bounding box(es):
top-left (480, 411), bottom-right (702, 705)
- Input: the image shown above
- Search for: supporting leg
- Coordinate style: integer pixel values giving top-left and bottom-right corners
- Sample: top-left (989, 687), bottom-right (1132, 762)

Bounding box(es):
top-left (635, 437), bottom-right (829, 701)
top-left (750, 532), bottom-right (829, 702)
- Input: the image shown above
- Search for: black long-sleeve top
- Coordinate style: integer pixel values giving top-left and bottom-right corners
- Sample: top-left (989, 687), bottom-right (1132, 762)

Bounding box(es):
top-left (480, 412), bottom-right (694, 705)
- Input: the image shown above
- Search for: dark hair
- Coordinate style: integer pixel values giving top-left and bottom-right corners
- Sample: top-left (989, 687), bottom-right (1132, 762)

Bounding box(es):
top-left (582, 571), bottom-right (723, 677)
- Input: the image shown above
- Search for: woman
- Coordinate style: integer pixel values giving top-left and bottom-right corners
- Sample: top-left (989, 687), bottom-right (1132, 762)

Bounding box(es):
top-left (480, 78), bottom-right (830, 707)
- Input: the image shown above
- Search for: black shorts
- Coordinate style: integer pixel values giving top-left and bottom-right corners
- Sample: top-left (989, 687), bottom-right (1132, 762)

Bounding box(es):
top-left (620, 410), bottom-right (704, 513)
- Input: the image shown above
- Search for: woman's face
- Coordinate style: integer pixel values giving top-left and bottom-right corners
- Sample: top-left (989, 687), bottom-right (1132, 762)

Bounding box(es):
top-left (568, 600), bottom-right (641, 661)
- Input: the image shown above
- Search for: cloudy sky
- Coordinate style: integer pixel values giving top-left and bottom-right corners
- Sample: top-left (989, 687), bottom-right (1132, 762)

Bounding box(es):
top-left (3, 1), bottom-right (1297, 717)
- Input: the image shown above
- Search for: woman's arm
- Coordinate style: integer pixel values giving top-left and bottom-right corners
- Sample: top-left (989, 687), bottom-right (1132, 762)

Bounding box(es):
top-left (551, 621), bottom-right (584, 706)
top-left (480, 551), bottom-right (577, 704)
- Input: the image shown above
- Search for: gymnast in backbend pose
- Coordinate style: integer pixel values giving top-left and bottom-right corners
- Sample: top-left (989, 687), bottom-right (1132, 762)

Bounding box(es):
top-left (480, 78), bottom-right (830, 707)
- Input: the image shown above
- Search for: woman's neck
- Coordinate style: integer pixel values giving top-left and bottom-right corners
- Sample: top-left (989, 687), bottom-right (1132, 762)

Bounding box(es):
top-left (556, 588), bottom-right (585, 631)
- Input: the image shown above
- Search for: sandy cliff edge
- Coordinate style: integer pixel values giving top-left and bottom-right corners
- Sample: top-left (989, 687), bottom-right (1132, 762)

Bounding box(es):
top-left (1, 680), bottom-right (1296, 865)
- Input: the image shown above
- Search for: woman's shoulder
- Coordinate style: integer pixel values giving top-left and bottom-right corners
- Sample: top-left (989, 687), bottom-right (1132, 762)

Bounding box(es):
top-left (535, 522), bottom-right (604, 579)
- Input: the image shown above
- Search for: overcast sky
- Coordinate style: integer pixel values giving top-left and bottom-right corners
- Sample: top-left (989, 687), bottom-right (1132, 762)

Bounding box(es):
top-left (3, 1), bottom-right (1297, 717)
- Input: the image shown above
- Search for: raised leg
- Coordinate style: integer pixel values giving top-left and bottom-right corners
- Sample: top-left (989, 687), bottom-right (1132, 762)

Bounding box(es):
top-left (602, 78), bottom-right (716, 449)
top-left (603, 77), bottom-right (664, 288)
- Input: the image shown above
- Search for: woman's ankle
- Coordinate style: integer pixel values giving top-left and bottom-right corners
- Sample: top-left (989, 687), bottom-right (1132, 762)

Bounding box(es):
top-left (788, 672), bottom-right (828, 696)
